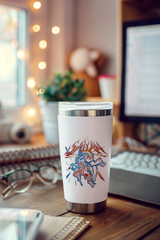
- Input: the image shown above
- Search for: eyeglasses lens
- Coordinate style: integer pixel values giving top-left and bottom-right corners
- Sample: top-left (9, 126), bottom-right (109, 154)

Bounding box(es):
top-left (8, 170), bottom-right (31, 192)
top-left (40, 166), bottom-right (58, 183)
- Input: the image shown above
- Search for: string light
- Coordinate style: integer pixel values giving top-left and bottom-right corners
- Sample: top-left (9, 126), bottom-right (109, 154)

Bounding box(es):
top-left (17, 49), bottom-right (25, 59)
top-left (33, 1), bottom-right (41, 9)
top-left (39, 40), bottom-right (47, 49)
top-left (39, 88), bottom-right (44, 94)
top-left (36, 89), bottom-right (39, 95)
top-left (27, 78), bottom-right (35, 88)
top-left (28, 108), bottom-right (36, 116)
top-left (36, 88), bottom-right (44, 96)
top-left (38, 61), bottom-right (46, 69)
top-left (52, 26), bottom-right (60, 34)
top-left (33, 25), bottom-right (40, 32)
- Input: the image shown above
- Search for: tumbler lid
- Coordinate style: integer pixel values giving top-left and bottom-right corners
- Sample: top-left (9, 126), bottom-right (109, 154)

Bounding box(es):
top-left (58, 102), bottom-right (113, 117)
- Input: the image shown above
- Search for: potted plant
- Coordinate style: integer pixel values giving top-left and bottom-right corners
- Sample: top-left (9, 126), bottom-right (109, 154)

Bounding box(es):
top-left (36, 70), bottom-right (87, 144)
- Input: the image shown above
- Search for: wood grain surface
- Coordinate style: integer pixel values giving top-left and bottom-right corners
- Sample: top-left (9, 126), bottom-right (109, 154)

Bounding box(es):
top-left (0, 180), bottom-right (67, 216)
top-left (0, 180), bottom-right (160, 240)
top-left (64, 196), bottom-right (160, 240)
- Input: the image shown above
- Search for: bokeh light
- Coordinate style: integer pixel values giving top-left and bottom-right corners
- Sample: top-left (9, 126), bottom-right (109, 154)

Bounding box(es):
top-left (27, 78), bottom-right (35, 88)
top-left (17, 49), bottom-right (25, 59)
top-left (28, 108), bottom-right (36, 116)
top-left (51, 26), bottom-right (60, 34)
top-left (33, 1), bottom-right (41, 9)
top-left (39, 40), bottom-right (47, 49)
top-left (20, 210), bottom-right (28, 216)
top-left (36, 88), bottom-right (44, 96)
top-left (39, 88), bottom-right (44, 94)
top-left (36, 89), bottom-right (39, 95)
top-left (33, 25), bottom-right (40, 32)
top-left (38, 61), bottom-right (46, 69)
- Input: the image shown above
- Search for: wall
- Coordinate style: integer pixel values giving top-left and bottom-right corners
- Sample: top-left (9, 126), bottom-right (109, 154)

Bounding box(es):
top-left (0, 0), bottom-right (118, 134)
top-left (0, 0), bottom-right (118, 80)
top-left (74, 0), bottom-right (117, 75)
top-left (45, 0), bottom-right (118, 77)
top-left (46, 0), bottom-right (76, 78)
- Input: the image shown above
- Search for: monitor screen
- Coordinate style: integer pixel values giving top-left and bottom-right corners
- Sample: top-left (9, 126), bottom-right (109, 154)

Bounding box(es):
top-left (120, 18), bottom-right (160, 123)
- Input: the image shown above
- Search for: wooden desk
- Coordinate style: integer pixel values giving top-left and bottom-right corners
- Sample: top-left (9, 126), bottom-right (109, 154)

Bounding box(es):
top-left (0, 180), bottom-right (160, 240)
top-left (0, 134), bottom-right (159, 239)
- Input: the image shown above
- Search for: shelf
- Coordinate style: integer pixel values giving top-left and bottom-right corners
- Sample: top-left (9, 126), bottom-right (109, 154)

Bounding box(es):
top-left (86, 97), bottom-right (120, 106)
top-left (122, 0), bottom-right (160, 13)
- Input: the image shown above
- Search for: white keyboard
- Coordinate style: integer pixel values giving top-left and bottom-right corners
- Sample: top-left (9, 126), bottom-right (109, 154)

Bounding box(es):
top-left (109, 151), bottom-right (160, 205)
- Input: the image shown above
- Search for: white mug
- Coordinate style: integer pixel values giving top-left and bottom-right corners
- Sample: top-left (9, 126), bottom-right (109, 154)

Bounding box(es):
top-left (98, 75), bottom-right (116, 99)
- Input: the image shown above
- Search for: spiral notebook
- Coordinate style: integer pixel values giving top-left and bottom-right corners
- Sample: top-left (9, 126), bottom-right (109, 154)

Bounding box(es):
top-left (0, 145), bottom-right (60, 175)
top-left (36, 215), bottom-right (90, 240)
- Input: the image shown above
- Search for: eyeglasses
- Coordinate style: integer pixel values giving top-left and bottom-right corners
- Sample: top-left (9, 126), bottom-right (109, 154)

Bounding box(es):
top-left (0, 164), bottom-right (59, 198)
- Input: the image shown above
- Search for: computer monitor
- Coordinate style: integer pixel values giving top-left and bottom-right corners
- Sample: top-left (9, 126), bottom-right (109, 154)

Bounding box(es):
top-left (120, 18), bottom-right (160, 123)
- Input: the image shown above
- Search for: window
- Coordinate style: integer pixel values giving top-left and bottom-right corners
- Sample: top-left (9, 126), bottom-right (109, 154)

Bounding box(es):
top-left (0, 0), bottom-right (69, 134)
top-left (0, 4), bottom-right (26, 108)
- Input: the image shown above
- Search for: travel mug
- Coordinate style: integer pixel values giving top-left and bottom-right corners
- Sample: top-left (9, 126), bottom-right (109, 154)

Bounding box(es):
top-left (58, 102), bottom-right (113, 213)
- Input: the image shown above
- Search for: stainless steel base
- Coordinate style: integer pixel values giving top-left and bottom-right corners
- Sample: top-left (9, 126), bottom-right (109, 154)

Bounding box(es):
top-left (66, 200), bottom-right (107, 213)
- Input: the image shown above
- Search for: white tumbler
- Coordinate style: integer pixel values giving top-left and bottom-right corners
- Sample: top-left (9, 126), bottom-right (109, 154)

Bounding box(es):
top-left (58, 102), bottom-right (113, 213)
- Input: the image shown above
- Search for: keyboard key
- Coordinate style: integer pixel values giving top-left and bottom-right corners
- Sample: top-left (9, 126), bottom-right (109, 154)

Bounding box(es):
top-left (141, 162), bottom-right (148, 167)
top-left (150, 156), bottom-right (158, 163)
top-left (133, 160), bottom-right (140, 167)
top-left (126, 159), bottom-right (133, 164)
top-left (111, 151), bottom-right (160, 175)
top-left (148, 162), bottom-right (156, 169)
top-left (135, 153), bottom-right (143, 160)
top-left (157, 163), bottom-right (160, 169)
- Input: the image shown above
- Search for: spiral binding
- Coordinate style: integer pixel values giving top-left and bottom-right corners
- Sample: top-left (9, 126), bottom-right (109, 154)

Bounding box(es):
top-left (52, 217), bottom-right (90, 240)
top-left (0, 145), bottom-right (60, 175)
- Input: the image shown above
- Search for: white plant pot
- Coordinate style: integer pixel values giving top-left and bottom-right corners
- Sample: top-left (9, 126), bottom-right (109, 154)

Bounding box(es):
top-left (39, 101), bottom-right (59, 145)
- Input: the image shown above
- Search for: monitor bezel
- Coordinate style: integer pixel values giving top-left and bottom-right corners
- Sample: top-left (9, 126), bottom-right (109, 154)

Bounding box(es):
top-left (120, 18), bottom-right (160, 123)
